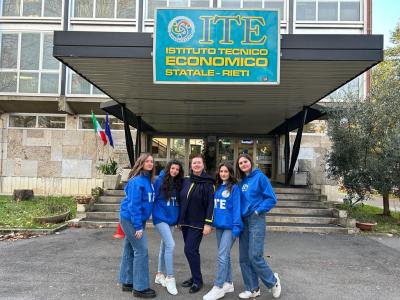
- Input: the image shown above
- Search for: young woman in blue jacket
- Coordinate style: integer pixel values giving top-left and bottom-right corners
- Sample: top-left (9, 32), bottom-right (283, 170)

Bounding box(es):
top-left (119, 153), bottom-right (156, 299)
top-left (179, 154), bottom-right (214, 294)
top-left (203, 163), bottom-right (243, 300)
top-left (152, 160), bottom-right (184, 295)
top-left (236, 153), bottom-right (281, 299)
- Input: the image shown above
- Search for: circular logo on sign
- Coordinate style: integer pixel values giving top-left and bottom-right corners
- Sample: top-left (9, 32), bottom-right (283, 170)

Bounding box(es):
top-left (168, 16), bottom-right (195, 43)
top-left (222, 190), bottom-right (231, 198)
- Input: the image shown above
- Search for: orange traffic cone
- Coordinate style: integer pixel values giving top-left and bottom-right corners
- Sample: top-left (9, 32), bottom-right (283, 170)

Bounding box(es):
top-left (113, 223), bottom-right (125, 239)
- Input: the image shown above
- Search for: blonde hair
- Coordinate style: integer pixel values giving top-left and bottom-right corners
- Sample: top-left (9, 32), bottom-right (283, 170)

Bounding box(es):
top-left (128, 153), bottom-right (155, 181)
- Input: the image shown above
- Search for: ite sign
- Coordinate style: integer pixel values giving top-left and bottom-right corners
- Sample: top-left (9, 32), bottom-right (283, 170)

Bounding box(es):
top-left (153, 8), bottom-right (280, 85)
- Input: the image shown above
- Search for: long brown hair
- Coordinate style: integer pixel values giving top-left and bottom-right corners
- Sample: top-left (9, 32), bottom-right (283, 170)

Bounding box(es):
top-left (161, 160), bottom-right (184, 200)
top-left (128, 153), bottom-right (155, 181)
top-left (235, 153), bottom-right (254, 180)
top-left (216, 162), bottom-right (237, 192)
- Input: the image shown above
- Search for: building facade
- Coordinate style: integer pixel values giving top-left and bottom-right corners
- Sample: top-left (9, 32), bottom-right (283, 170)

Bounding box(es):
top-left (0, 0), bottom-right (372, 196)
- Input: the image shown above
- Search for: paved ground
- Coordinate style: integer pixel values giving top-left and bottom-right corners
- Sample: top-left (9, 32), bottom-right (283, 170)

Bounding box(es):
top-left (1, 228), bottom-right (400, 300)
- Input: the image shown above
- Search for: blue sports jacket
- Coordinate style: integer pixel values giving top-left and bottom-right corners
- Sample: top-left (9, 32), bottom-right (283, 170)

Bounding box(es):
top-left (120, 172), bottom-right (154, 231)
top-left (239, 168), bottom-right (277, 218)
top-left (213, 183), bottom-right (243, 237)
top-left (152, 170), bottom-right (180, 226)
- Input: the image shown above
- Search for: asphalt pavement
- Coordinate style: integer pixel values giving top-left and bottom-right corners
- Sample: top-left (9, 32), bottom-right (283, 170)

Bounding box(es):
top-left (1, 228), bottom-right (400, 300)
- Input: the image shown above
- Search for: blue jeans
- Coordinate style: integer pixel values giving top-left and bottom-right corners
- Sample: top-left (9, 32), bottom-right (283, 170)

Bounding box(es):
top-left (155, 222), bottom-right (175, 276)
top-left (239, 212), bottom-right (277, 291)
top-left (214, 229), bottom-right (236, 287)
top-left (119, 218), bottom-right (149, 291)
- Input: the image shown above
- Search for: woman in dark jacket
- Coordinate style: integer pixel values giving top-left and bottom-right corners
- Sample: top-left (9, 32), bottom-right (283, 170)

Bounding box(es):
top-left (179, 154), bottom-right (214, 294)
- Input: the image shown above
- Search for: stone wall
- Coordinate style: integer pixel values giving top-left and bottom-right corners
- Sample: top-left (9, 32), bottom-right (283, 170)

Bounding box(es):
top-left (0, 114), bottom-right (135, 195)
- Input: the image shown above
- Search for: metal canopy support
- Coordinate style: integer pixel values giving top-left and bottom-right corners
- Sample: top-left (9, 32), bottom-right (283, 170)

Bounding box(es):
top-left (284, 122), bottom-right (290, 184)
top-left (135, 116), bottom-right (142, 159)
top-left (121, 104), bottom-right (135, 167)
top-left (285, 107), bottom-right (308, 185)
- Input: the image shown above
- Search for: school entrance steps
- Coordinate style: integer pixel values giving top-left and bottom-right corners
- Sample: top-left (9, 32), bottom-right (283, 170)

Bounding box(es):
top-left (79, 187), bottom-right (349, 233)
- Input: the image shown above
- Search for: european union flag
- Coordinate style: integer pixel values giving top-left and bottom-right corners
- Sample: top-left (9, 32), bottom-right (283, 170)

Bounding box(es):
top-left (105, 113), bottom-right (114, 147)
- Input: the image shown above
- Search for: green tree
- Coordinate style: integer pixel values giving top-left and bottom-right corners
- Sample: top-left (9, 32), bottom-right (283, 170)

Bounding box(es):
top-left (326, 22), bottom-right (400, 216)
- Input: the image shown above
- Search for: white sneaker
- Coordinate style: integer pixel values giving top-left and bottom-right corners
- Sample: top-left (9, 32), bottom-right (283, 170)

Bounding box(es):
top-left (203, 286), bottom-right (225, 300)
top-left (165, 277), bottom-right (178, 295)
top-left (155, 273), bottom-right (166, 287)
top-left (238, 288), bottom-right (261, 299)
top-left (271, 273), bottom-right (281, 298)
top-left (222, 282), bottom-right (234, 293)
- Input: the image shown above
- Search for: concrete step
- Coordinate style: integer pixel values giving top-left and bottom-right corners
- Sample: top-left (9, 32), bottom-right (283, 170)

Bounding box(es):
top-left (86, 211), bottom-right (119, 220)
top-left (79, 219), bottom-right (119, 228)
top-left (103, 190), bottom-right (125, 197)
top-left (97, 195), bottom-right (123, 203)
top-left (93, 203), bottom-right (120, 212)
top-left (276, 201), bottom-right (328, 208)
top-left (273, 187), bottom-right (317, 194)
top-left (270, 207), bottom-right (332, 216)
top-left (267, 222), bottom-right (348, 233)
top-left (276, 194), bottom-right (320, 201)
top-left (267, 214), bottom-right (337, 224)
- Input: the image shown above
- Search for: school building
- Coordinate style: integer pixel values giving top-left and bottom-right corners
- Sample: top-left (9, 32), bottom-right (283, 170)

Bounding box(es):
top-left (0, 0), bottom-right (382, 203)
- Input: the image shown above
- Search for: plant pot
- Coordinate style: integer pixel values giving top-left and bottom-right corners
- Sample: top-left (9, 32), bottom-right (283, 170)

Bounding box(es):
top-left (103, 174), bottom-right (121, 190)
top-left (356, 221), bottom-right (377, 231)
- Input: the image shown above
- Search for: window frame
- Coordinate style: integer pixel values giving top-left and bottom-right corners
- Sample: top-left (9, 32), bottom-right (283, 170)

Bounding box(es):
top-left (0, 31), bottom-right (61, 95)
top-left (71, 0), bottom-right (138, 20)
top-left (66, 69), bottom-right (109, 97)
top-left (8, 113), bottom-right (67, 129)
top-left (0, 0), bottom-right (63, 18)
top-left (295, 0), bottom-right (362, 23)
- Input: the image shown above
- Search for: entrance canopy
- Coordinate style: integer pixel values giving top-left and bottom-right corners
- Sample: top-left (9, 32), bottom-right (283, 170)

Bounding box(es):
top-left (53, 32), bottom-right (383, 136)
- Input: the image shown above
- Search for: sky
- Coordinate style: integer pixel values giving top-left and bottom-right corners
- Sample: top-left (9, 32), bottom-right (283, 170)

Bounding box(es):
top-left (373, 0), bottom-right (400, 48)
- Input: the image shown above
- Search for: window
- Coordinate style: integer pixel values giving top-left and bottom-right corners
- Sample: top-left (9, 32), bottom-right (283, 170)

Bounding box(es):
top-left (296, 0), bottom-right (361, 21)
top-left (1, 0), bottom-right (62, 17)
top-left (145, 0), bottom-right (211, 20)
top-left (73, 0), bottom-right (136, 19)
top-left (78, 115), bottom-right (124, 130)
top-left (68, 70), bottom-right (105, 96)
top-left (0, 32), bottom-right (60, 94)
top-left (219, 0), bottom-right (285, 20)
top-left (8, 114), bottom-right (66, 128)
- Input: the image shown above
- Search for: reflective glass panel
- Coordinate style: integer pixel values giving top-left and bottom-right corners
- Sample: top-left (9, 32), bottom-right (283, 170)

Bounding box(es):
top-left (74, 0), bottom-right (94, 17)
top-left (43, 34), bottom-right (59, 70)
top-left (20, 33), bottom-right (40, 70)
top-left (40, 73), bottom-right (59, 93)
top-left (2, 0), bottom-right (20, 16)
top-left (296, 0), bottom-right (316, 21)
top-left (9, 115), bottom-right (36, 127)
top-left (44, 0), bottom-right (62, 17)
top-left (96, 0), bottom-right (114, 18)
top-left (318, 1), bottom-right (338, 21)
top-left (117, 0), bottom-right (136, 18)
top-left (38, 116), bottom-right (66, 128)
top-left (19, 72), bottom-right (39, 93)
top-left (0, 72), bottom-right (17, 92)
top-left (0, 34), bottom-right (18, 69)
top-left (340, 1), bottom-right (360, 21)
top-left (70, 73), bottom-right (91, 94)
top-left (23, 0), bottom-right (42, 16)
top-left (152, 138), bottom-right (168, 159)
top-left (171, 138), bottom-right (186, 160)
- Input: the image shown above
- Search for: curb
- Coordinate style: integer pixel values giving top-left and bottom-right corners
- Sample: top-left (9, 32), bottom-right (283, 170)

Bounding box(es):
top-left (0, 223), bottom-right (69, 235)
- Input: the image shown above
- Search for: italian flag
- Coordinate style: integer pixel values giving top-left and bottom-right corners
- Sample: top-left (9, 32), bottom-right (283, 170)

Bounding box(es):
top-left (91, 111), bottom-right (107, 145)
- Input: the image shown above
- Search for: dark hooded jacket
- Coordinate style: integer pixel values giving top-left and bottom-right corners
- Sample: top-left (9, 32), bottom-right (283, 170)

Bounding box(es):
top-left (179, 172), bottom-right (215, 229)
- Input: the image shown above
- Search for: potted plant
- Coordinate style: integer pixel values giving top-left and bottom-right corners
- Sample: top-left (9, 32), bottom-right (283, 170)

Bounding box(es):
top-left (97, 158), bottom-right (121, 190)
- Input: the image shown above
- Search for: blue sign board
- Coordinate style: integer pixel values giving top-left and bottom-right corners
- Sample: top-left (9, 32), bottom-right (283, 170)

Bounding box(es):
top-left (153, 8), bottom-right (280, 85)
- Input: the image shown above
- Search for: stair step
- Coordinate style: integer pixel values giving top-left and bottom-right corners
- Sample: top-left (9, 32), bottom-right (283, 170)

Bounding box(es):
top-left (270, 207), bottom-right (332, 216)
top-left (103, 190), bottom-right (125, 197)
top-left (267, 214), bottom-right (337, 224)
top-left (267, 222), bottom-right (348, 233)
top-left (273, 188), bottom-right (317, 194)
top-left (79, 219), bottom-right (119, 228)
top-left (86, 211), bottom-right (119, 220)
top-left (93, 203), bottom-right (120, 212)
top-left (98, 195), bottom-right (123, 203)
top-left (276, 194), bottom-right (320, 200)
top-left (276, 201), bottom-right (327, 208)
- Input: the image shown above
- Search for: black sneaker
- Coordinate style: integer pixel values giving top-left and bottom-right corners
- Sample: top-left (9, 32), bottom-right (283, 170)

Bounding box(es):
top-left (121, 283), bottom-right (133, 292)
top-left (189, 282), bottom-right (203, 294)
top-left (181, 278), bottom-right (193, 288)
top-left (133, 288), bottom-right (157, 298)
